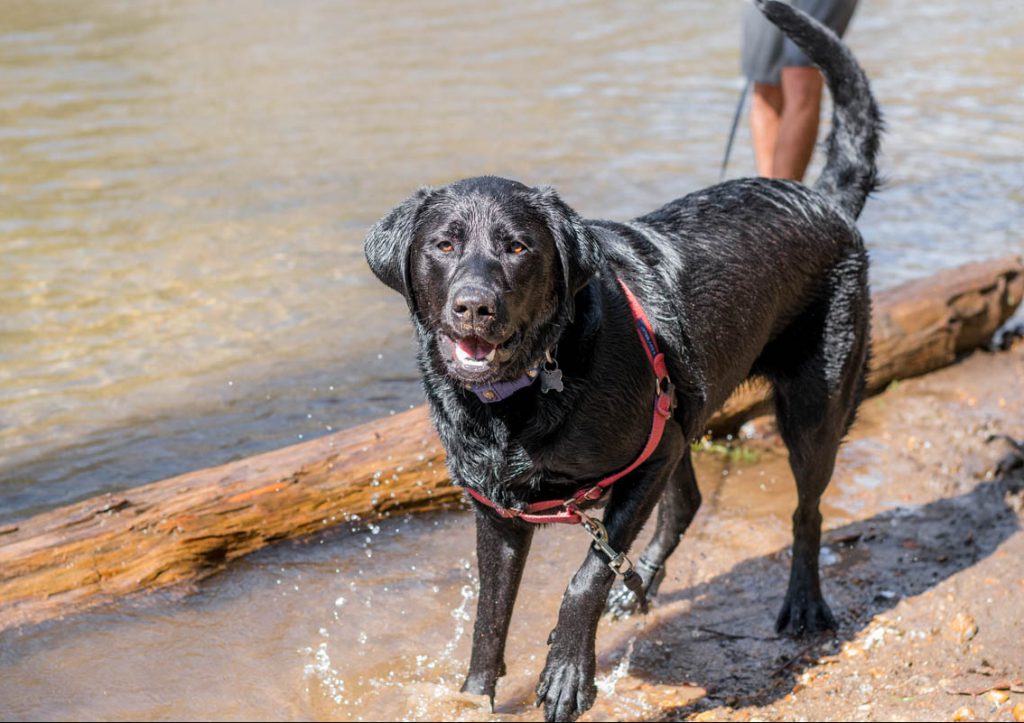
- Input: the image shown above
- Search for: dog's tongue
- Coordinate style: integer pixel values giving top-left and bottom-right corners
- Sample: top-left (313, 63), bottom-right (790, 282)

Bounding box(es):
top-left (455, 336), bottom-right (496, 362)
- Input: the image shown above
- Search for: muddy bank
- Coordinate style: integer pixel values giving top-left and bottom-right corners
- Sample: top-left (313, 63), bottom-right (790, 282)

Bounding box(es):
top-left (580, 343), bottom-right (1024, 722)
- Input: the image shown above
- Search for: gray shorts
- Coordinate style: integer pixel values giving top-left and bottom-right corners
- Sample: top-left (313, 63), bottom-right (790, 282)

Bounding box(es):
top-left (741, 0), bottom-right (859, 84)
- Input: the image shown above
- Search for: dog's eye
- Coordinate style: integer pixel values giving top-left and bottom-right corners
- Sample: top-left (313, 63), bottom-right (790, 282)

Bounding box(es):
top-left (437, 240), bottom-right (455, 253)
top-left (508, 241), bottom-right (527, 255)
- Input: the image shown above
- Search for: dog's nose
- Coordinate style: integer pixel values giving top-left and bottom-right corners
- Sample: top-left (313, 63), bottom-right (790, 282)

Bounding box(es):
top-left (451, 287), bottom-right (497, 323)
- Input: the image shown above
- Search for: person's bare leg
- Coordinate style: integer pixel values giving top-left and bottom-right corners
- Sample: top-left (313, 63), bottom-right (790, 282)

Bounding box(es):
top-left (750, 82), bottom-right (783, 177)
top-left (772, 66), bottom-right (824, 181)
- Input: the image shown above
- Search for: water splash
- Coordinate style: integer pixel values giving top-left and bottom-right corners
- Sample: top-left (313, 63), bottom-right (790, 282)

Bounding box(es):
top-left (302, 642), bottom-right (347, 706)
top-left (301, 556), bottom-right (479, 721)
top-left (596, 634), bottom-right (636, 697)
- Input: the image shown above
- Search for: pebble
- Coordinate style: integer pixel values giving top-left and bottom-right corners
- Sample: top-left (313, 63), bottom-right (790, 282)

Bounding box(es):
top-left (951, 705), bottom-right (975, 721)
top-left (949, 611), bottom-right (978, 644)
top-left (987, 689), bottom-right (1009, 705)
top-left (1013, 701), bottom-right (1024, 722)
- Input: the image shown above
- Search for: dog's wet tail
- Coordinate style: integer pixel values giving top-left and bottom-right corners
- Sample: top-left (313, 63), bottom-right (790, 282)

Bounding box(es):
top-left (754, 0), bottom-right (882, 219)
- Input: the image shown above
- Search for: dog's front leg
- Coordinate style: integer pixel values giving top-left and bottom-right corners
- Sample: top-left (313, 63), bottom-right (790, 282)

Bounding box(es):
top-left (536, 432), bottom-right (682, 722)
top-left (461, 502), bottom-right (534, 709)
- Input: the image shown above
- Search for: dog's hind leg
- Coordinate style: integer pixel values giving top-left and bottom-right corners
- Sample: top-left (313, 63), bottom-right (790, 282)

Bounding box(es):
top-left (606, 449), bottom-right (701, 619)
top-left (770, 264), bottom-right (869, 635)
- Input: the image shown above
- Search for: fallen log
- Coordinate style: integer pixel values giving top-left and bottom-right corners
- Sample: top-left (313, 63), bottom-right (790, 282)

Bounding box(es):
top-left (1, 256), bottom-right (1021, 632)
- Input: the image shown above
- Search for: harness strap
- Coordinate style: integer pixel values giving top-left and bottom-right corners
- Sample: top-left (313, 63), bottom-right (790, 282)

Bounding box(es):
top-left (464, 277), bottom-right (675, 525)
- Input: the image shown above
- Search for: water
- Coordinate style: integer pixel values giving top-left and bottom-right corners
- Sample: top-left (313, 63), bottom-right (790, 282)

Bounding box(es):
top-left (0, 429), bottom-right (935, 721)
top-left (0, 449), bottom-right (792, 722)
top-left (2, 0), bottom-right (1022, 523)
top-left (0, 0), bottom-right (1022, 718)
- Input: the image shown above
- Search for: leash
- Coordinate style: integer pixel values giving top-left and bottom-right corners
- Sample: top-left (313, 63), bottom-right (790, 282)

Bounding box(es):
top-left (719, 78), bottom-right (751, 182)
top-left (464, 278), bottom-right (676, 610)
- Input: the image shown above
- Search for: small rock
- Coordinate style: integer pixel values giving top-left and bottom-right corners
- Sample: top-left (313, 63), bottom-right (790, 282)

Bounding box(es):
top-left (987, 689), bottom-right (1010, 705)
top-left (949, 612), bottom-right (979, 644)
top-left (1013, 701), bottom-right (1024, 722)
top-left (951, 705), bottom-right (975, 722)
top-left (819, 546), bottom-right (840, 566)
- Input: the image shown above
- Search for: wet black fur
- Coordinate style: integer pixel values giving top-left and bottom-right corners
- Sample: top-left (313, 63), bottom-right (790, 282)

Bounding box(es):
top-left (363, 3), bottom-right (881, 721)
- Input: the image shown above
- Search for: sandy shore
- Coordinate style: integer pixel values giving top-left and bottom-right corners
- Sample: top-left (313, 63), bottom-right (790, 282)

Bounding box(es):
top-left (581, 342), bottom-right (1024, 722)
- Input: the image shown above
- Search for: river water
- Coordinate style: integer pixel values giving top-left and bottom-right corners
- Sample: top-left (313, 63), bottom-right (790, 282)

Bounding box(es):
top-left (0, 0), bottom-right (1022, 719)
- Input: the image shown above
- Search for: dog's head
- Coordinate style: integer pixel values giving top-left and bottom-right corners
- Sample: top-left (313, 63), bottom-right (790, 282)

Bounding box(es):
top-left (365, 176), bottom-right (603, 384)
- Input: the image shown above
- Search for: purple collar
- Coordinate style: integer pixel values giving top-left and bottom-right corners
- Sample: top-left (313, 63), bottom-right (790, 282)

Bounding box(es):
top-left (470, 368), bottom-right (540, 403)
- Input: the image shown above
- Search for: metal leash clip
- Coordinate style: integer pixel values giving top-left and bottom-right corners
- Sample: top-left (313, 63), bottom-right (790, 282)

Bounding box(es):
top-left (567, 503), bottom-right (649, 613)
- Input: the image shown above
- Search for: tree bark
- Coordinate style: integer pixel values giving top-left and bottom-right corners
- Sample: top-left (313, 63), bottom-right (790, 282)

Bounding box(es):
top-left (1, 256), bottom-right (1020, 632)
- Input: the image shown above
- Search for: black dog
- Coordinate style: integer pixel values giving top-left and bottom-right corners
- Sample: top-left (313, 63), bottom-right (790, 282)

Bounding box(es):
top-left (364, 2), bottom-right (880, 720)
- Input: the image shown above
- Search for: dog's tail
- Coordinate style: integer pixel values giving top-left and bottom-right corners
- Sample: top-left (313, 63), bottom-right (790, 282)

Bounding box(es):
top-left (754, 0), bottom-right (882, 219)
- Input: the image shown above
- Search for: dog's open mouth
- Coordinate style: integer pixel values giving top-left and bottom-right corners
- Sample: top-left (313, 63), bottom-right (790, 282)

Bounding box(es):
top-left (441, 332), bottom-right (520, 379)
top-left (453, 335), bottom-right (497, 368)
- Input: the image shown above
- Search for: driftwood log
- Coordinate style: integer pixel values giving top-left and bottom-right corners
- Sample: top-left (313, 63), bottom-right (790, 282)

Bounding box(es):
top-left (1, 256), bottom-right (1021, 632)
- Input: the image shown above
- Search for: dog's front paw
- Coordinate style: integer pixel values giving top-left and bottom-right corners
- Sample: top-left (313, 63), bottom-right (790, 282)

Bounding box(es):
top-left (535, 649), bottom-right (596, 722)
top-left (775, 590), bottom-right (836, 636)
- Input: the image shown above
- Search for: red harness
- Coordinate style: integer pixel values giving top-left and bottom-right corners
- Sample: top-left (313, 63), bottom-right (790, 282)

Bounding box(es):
top-left (465, 278), bottom-right (676, 524)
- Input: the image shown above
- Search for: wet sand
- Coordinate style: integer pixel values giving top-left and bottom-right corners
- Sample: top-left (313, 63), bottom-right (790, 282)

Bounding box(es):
top-left (581, 343), bottom-right (1024, 722)
top-left (405, 343), bottom-right (1024, 722)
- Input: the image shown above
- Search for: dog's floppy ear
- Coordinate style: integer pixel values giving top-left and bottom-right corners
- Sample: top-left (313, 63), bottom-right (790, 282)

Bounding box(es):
top-left (531, 186), bottom-right (604, 315)
top-left (364, 187), bottom-right (434, 302)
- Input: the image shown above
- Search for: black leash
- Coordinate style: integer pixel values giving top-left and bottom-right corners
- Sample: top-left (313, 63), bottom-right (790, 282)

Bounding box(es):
top-left (719, 78), bottom-right (752, 182)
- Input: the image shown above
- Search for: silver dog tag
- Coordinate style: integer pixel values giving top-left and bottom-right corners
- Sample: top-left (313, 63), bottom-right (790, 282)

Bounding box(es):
top-left (540, 363), bottom-right (563, 394)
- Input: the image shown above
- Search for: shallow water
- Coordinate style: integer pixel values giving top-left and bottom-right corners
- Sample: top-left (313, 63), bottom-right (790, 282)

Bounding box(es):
top-left (0, 445), bottom-right (832, 722)
top-left (1, 0), bottom-right (1023, 719)
top-left (0, 423), bottom-right (944, 721)
top-left (2, 0), bottom-right (1023, 522)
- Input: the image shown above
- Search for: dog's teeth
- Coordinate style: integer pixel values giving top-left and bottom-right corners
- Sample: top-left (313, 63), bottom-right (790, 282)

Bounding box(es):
top-left (485, 348), bottom-right (496, 362)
